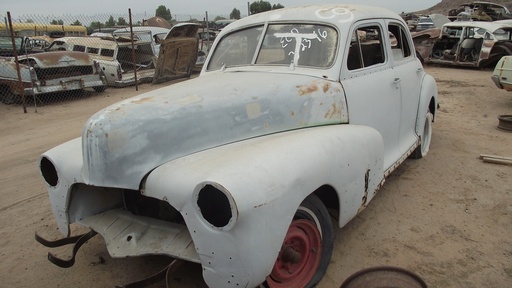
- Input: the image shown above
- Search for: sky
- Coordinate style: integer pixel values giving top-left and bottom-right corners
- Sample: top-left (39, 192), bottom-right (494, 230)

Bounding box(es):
top-left (2, 0), bottom-right (441, 19)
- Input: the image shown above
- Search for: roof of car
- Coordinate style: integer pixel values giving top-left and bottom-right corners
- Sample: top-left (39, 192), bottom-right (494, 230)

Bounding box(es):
top-left (443, 21), bottom-right (512, 31)
top-left (222, 4), bottom-right (402, 32)
top-left (53, 36), bottom-right (150, 49)
top-left (53, 37), bottom-right (119, 49)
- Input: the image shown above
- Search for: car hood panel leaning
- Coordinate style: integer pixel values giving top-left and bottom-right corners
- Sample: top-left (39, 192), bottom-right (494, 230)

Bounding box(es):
top-left (82, 72), bottom-right (347, 189)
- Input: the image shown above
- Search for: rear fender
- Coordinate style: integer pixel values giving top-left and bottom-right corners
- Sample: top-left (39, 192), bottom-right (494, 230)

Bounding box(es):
top-left (417, 73), bottom-right (438, 135)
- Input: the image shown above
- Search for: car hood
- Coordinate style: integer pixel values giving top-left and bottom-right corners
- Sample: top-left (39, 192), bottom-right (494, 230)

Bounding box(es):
top-left (82, 72), bottom-right (347, 189)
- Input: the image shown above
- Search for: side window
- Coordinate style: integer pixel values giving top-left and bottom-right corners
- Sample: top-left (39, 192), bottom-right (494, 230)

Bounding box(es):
top-left (73, 45), bottom-right (86, 52)
top-left (100, 49), bottom-right (115, 57)
top-left (388, 24), bottom-right (412, 62)
top-left (347, 25), bottom-right (385, 71)
top-left (87, 47), bottom-right (99, 54)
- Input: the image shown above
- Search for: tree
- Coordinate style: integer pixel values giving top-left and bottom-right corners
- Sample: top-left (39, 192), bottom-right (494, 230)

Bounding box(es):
top-left (71, 20), bottom-right (82, 26)
top-left (272, 3), bottom-right (284, 10)
top-left (230, 8), bottom-right (241, 19)
top-left (105, 15), bottom-right (116, 27)
top-left (88, 21), bottom-right (102, 34)
top-left (50, 19), bottom-right (64, 25)
top-left (117, 17), bottom-right (128, 26)
top-left (156, 5), bottom-right (172, 21)
top-left (250, 0), bottom-right (272, 15)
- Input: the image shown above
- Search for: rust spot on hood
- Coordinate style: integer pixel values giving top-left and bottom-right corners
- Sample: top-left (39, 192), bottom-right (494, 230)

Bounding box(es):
top-left (298, 80), bottom-right (333, 96)
top-left (322, 82), bottom-right (331, 93)
top-left (297, 82), bottom-right (319, 96)
top-left (324, 102), bottom-right (341, 119)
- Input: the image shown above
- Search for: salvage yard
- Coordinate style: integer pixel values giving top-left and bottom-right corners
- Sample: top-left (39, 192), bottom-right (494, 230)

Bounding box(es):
top-left (0, 66), bottom-right (511, 287)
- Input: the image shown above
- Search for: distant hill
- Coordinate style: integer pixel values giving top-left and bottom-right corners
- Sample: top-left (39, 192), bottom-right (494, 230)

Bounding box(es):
top-left (417, 0), bottom-right (512, 14)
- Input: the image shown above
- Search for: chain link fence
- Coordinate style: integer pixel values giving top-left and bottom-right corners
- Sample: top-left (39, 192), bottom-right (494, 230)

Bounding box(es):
top-left (1, 10), bottom-right (232, 113)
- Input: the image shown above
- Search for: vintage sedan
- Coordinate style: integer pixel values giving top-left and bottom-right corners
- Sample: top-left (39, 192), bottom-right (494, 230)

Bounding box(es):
top-left (36, 5), bottom-right (438, 288)
top-left (0, 51), bottom-right (106, 104)
top-left (413, 21), bottom-right (512, 68)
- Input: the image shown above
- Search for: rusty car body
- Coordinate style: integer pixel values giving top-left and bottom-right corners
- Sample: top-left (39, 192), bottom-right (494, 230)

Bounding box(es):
top-left (448, 1), bottom-right (512, 21)
top-left (36, 5), bottom-right (438, 288)
top-left (0, 35), bottom-right (47, 57)
top-left (413, 21), bottom-right (512, 68)
top-left (47, 23), bottom-right (199, 87)
top-left (0, 50), bottom-right (106, 104)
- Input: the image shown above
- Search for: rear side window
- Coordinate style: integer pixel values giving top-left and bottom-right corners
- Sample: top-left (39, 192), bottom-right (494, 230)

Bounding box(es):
top-left (388, 24), bottom-right (412, 61)
top-left (347, 25), bottom-right (385, 70)
top-left (100, 49), bottom-right (114, 57)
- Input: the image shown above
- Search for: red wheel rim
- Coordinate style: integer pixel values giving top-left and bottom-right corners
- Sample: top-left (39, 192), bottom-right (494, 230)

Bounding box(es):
top-left (266, 219), bottom-right (322, 287)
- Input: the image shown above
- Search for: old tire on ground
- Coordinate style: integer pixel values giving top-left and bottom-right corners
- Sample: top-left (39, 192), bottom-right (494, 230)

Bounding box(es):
top-left (411, 111), bottom-right (433, 159)
top-left (265, 194), bottom-right (334, 288)
top-left (93, 86), bottom-right (107, 93)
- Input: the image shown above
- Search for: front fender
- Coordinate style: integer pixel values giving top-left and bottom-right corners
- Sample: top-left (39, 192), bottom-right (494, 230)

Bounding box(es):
top-left (144, 124), bottom-right (384, 287)
top-left (39, 137), bottom-right (84, 236)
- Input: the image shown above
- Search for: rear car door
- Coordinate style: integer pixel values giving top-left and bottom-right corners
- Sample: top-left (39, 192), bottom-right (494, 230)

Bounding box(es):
top-left (341, 21), bottom-right (402, 171)
top-left (387, 21), bottom-right (423, 153)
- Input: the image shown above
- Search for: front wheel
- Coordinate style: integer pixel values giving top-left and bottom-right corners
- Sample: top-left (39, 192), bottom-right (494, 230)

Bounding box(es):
top-left (93, 86), bottom-right (107, 93)
top-left (411, 110), bottom-right (433, 159)
top-left (265, 194), bottom-right (334, 288)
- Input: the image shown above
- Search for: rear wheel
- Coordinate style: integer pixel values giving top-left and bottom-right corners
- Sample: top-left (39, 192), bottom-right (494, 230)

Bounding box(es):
top-left (265, 194), bottom-right (334, 288)
top-left (411, 110), bottom-right (433, 159)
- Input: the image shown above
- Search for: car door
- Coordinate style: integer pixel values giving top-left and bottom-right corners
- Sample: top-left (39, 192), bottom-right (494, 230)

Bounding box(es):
top-left (387, 21), bottom-right (423, 154)
top-left (153, 23), bottom-right (200, 84)
top-left (341, 21), bottom-right (402, 171)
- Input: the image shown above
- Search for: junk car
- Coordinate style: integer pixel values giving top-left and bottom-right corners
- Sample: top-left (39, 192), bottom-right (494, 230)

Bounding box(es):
top-left (413, 21), bottom-right (512, 68)
top-left (0, 51), bottom-right (106, 104)
top-left (36, 4), bottom-right (438, 288)
top-left (491, 55), bottom-right (512, 91)
top-left (448, 1), bottom-right (512, 22)
top-left (47, 23), bottom-right (198, 87)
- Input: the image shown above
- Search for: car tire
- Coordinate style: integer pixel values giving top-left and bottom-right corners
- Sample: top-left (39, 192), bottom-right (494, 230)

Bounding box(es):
top-left (411, 110), bottom-right (433, 159)
top-left (264, 194), bottom-right (334, 288)
top-left (93, 86), bottom-right (107, 93)
top-left (1, 90), bottom-right (18, 105)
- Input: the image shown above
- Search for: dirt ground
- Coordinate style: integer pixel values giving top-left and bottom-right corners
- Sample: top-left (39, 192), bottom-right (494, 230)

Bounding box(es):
top-left (1, 66), bottom-right (511, 288)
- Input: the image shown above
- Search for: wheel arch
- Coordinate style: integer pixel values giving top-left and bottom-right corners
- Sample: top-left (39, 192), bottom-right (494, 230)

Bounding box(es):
top-left (313, 185), bottom-right (340, 218)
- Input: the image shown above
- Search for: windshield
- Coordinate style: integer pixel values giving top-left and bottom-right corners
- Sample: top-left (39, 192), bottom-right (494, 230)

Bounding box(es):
top-left (0, 36), bottom-right (23, 51)
top-left (207, 23), bottom-right (338, 71)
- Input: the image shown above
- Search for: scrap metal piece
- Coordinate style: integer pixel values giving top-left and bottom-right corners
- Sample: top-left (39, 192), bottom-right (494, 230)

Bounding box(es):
top-left (498, 115), bottom-right (512, 132)
top-left (340, 266), bottom-right (427, 288)
top-left (34, 230), bottom-right (98, 268)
